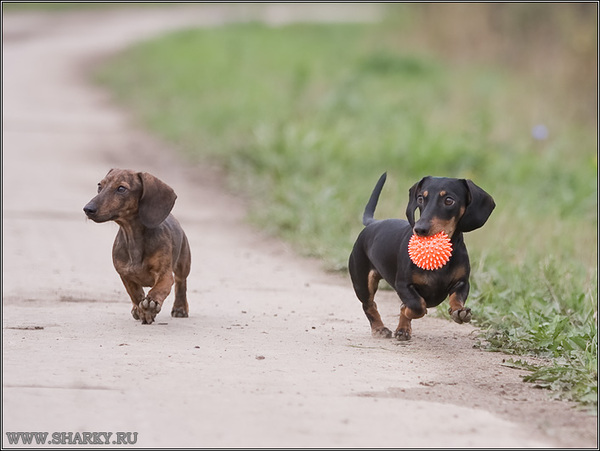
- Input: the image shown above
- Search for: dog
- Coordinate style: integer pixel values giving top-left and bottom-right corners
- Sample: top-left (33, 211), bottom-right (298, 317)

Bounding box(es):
top-left (83, 169), bottom-right (191, 324)
top-left (349, 173), bottom-right (495, 340)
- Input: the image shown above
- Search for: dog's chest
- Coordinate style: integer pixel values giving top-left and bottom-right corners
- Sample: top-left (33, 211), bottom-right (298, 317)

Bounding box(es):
top-left (113, 255), bottom-right (156, 287)
top-left (112, 235), bottom-right (156, 287)
top-left (411, 260), bottom-right (466, 307)
top-left (413, 275), bottom-right (452, 306)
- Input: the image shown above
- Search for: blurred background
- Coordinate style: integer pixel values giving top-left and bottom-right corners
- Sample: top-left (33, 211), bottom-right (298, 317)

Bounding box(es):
top-left (91, 2), bottom-right (597, 264)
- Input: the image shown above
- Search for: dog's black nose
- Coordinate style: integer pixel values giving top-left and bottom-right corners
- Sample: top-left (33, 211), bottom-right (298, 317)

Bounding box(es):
top-left (83, 204), bottom-right (97, 216)
top-left (413, 224), bottom-right (430, 236)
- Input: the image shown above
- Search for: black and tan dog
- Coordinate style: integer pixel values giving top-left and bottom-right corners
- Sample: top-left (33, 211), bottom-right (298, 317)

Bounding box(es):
top-left (349, 173), bottom-right (495, 340)
top-left (84, 169), bottom-right (191, 324)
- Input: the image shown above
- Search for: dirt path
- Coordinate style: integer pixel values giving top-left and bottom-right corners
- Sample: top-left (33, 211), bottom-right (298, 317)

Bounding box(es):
top-left (2, 5), bottom-right (596, 448)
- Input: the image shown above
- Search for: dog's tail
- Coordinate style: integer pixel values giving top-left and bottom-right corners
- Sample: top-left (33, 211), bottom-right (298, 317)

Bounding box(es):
top-left (363, 172), bottom-right (387, 226)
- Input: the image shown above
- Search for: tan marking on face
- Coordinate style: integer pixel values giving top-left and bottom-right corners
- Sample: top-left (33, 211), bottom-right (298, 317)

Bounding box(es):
top-left (434, 205), bottom-right (466, 238)
top-left (439, 190), bottom-right (447, 197)
top-left (423, 191), bottom-right (428, 198)
top-left (428, 217), bottom-right (460, 238)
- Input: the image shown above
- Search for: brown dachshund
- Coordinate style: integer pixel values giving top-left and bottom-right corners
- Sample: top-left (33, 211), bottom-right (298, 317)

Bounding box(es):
top-left (83, 169), bottom-right (191, 324)
top-left (349, 173), bottom-right (495, 340)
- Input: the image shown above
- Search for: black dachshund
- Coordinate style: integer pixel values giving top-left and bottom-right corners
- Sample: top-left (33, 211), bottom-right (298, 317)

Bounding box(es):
top-left (349, 173), bottom-right (495, 340)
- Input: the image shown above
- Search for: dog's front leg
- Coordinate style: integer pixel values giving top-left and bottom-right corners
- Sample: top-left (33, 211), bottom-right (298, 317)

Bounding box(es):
top-left (120, 276), bottom-right (145, 321)
top-left (395, 284), bottom-right (427, 341)
top-left (138, 272), bottom-right (174, 324)
top-left (448, 280), bottom-right (471, 324)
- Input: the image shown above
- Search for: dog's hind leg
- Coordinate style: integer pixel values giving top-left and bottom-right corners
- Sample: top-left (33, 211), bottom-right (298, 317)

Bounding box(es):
top-left (172, 274), bottom-right (189, 318)
top-left (364, 270), bottom-right (393, 338)
top-left (172, 235), bottom-right (191, 318)
top-left (349, 251), bottom-right (392, 338)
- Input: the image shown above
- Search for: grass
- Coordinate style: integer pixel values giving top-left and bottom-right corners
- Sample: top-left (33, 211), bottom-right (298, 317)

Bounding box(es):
top-left (93, 6), bottom-right (597, 408)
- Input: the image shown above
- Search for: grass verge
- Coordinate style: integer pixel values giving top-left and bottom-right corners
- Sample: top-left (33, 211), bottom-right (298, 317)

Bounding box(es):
top-left (94, 13), bottom-right (597, 409)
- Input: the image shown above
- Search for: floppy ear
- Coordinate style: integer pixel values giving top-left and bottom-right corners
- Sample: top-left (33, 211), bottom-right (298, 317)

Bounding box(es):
top-left (138, 172), bottom-right (177, 228)
top-left (405, 177), bottom-right (428, 228)
top-left (457, 180), bottom-right (495, 232)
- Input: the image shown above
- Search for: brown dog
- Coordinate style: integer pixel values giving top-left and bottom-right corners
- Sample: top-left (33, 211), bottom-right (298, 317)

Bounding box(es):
top-left (83, 169), bottom-right (191, 324)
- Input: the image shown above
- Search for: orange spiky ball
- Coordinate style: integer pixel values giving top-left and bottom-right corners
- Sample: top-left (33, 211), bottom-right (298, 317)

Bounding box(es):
top-left (408, 231), bottom-right (453, 270)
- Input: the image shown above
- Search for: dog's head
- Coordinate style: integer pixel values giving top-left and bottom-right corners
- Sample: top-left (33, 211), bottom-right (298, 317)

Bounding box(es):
top-left (406, 176), bottom-right (495, 238)
top-left (83, 168), bottom-right (176, 228)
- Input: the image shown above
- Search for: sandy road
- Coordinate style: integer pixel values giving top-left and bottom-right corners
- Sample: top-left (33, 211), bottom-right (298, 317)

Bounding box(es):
top-left (2, 5), bottom-right (597, 448)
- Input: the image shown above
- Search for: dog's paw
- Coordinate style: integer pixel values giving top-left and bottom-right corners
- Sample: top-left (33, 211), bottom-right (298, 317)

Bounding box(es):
top-left (138, 297), bottom-right (162, 324)
top-left (371, 326), bottom-right (393, 339)
top-left (449, 307), bottom-right (472, 324)
top-left (131, 305), bottom-right (141, 321)
top-left (171, 307), bottom-right (188, 318)
top-left (394, 328), bottom-right (412, 341)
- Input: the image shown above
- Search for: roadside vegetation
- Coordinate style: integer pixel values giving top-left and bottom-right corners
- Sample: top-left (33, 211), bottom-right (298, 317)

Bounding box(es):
top-left (93, 4), bottom-right (597, 408)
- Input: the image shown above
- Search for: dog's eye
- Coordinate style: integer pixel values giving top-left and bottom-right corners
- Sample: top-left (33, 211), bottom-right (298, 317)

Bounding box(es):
top-left (444, 197), bottom-right (455, 206)
top-left (416, 195), bottom-right (425, 205)
top-left (116, 186), bottom-right (127, 194)
top-left (97, 184), bottom-right (102, 193)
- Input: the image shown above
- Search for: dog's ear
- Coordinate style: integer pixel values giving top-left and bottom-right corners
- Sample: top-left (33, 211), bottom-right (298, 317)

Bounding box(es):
top-left (406, 177), bottom-right (428, 227)
top-left (138, 172), bottom-right (177, 228)
top-left (457, 180), bottom-right (495, 232)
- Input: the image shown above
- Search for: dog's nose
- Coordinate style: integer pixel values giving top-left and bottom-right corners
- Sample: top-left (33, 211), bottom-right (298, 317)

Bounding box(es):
top-left (83, 203), bottom-right (97, 216)
top-left (413, 224), bottom-right (430, 236)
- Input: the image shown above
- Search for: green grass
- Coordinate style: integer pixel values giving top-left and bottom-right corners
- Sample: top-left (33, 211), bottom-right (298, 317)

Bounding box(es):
top-left (94, 15), bottom-right (597, 408)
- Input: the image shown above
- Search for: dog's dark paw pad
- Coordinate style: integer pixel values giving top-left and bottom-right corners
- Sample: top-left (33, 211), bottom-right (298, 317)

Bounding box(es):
top-left (449, 308), bottom-right (472, 324)
top-left (171, 308), bottom-right (188, 318)
top-left (394, 329), bottom-right (412, 341)
top-left (372, 327), bottom-right (392, 339)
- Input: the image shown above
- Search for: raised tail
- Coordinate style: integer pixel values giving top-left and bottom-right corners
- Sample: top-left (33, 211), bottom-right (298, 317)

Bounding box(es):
top-left (362, 172), bottom-right (387, 226)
